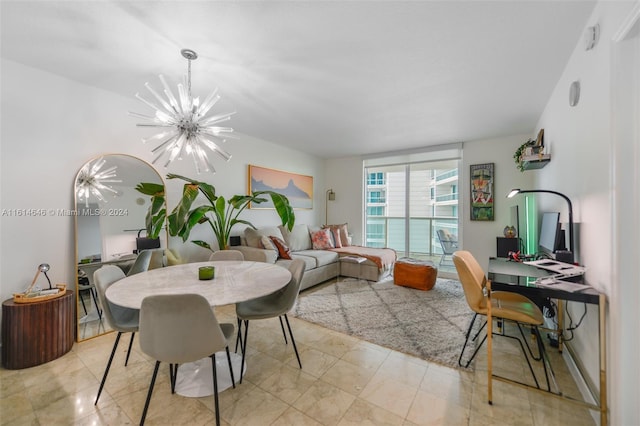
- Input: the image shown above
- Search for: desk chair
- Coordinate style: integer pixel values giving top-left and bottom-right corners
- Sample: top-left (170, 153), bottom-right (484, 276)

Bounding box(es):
top-left (235, 258), bottom-right (305, 383)
top-left (452, 251), bottom-right (552, 395)
top-left (209, 250), bottom-right (244, 261)
top-left (139, 294), bottom-right (235, 426)
top-left (93, 265), bottom-right (139, 405)
top-left (437, 229), bottom-right (458, 267)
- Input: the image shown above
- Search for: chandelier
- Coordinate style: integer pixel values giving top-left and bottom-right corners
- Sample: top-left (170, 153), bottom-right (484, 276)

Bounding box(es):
top-left (76, 157), bottom-right (122, 207)
top-left (130, 49), bottom-right (235, 174)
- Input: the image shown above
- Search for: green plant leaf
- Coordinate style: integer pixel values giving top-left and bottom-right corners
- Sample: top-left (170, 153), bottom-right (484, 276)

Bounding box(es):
top-left (192, 240), bottom-right (213, 251)
top-left (135, 182), bottom-right (165, 196)
top-left (142, 174), bottom-right (296, 251)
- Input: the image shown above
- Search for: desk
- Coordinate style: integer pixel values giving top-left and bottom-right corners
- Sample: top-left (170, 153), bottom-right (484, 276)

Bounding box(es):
top-left (488, 258), bottom-right (607, 425)
top-left (106, 261), bottom-right (291, 397)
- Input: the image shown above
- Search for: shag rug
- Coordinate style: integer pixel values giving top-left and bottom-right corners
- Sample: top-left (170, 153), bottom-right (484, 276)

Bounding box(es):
top-left (292, 276), bottom-right (475, 370)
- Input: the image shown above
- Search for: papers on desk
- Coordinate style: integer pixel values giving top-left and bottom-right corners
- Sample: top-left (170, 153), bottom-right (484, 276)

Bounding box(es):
top-left (533, 277), bottom-right (592, 293)
top-left (524, 259), bottom-right (586, 278)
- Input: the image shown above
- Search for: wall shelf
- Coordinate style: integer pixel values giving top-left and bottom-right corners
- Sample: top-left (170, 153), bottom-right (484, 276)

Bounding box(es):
top-left (521, 154), bottom-right (550, 170)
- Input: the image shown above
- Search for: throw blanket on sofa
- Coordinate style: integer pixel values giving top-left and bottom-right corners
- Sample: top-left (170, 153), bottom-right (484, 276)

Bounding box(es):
top-left (329, 246), bottom-right (397, 270)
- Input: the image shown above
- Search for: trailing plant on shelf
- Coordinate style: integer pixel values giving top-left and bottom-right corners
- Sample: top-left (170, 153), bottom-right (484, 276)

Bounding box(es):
top-left (136, 173), bottom-right (295, 251)
top-left (514, 139), bottom-right (536, 172)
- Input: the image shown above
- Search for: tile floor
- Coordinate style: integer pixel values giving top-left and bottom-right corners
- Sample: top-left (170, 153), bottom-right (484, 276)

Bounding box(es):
top-left (1, 287), bottom-right (597, 426)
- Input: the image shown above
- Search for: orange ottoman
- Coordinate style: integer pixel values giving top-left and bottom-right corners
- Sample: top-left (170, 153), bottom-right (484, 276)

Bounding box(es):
top-left (394, 258), bottom-right (437, 291)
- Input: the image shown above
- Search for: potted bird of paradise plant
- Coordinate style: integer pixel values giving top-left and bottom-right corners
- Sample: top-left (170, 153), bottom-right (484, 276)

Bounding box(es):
top-left (135, 173), bottom-right (295, 251)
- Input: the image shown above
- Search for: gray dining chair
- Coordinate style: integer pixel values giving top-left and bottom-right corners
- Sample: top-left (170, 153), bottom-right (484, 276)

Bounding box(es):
top-left (93, 265), bottom-right (139, 405)
top-left (235, 258), bottom-right (305, 383)
top-left (127, 249), bottom-right (153, 276)
top-left (138, 294), bottom-right (235, 426)
top-left (209, 250), bottom-right (244, 261)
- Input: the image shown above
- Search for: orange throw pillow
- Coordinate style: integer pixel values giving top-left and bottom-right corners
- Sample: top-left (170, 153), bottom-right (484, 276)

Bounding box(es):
top-left (269, 236), bottom-right (292, 259)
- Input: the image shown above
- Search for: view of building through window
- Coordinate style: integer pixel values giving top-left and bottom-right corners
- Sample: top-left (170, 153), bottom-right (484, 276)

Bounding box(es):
top-left (364, 160), bottom-right (459, 267)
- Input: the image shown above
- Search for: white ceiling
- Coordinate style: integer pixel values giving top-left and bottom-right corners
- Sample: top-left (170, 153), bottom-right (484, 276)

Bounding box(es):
top-left (1, 1), bottom-right (596, 158)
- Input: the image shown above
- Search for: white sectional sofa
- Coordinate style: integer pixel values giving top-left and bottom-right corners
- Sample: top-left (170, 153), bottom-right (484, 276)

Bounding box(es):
top-left (234, 224), bottom-right (396, 291)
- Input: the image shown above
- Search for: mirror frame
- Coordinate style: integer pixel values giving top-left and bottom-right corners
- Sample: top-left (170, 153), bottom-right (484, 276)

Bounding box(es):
top-left (74, 153), bottom-right (166, 341)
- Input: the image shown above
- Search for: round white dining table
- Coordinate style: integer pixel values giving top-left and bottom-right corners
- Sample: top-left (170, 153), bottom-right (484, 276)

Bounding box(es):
top-left (105, 260), bottom-right (292, 397)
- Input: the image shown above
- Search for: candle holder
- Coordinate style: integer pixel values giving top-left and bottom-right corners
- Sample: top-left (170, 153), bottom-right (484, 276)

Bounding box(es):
top-left (199, 266), bottom-right (215, 280)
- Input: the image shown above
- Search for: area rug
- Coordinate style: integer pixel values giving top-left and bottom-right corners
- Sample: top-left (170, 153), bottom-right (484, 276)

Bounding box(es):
top-left (292, 276), bottom-right (475, 370)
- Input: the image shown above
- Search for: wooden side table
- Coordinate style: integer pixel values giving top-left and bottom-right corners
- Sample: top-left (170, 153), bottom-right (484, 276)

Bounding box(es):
top-left (2, 290), bottom-right (75, 369)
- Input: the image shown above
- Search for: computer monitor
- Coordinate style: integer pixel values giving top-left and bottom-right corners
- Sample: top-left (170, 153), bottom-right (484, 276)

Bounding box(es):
top-left (539, 212), bottom-right (563, 255)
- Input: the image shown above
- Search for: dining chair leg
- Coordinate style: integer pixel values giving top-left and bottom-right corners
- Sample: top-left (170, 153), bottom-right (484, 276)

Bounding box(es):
top-left (234, 318), bottom-right (243, 354)
top-left (211, 354), bottom-right (220, 426)
top-left (140, 360), bottom-right (160, 426)
top-left (225, 347), bottom-right (235, 388)
top-left (283, 314), bottom-right (302, 369)
top-left (95, 331), bottom-right (122, 405)
top-left (90, 287), bottom-right (103, 320)
top-left (239, 320), bottom-right (249, 384)
top-left (125, 332), bottom-right (135, 366)
top-left (80, 291), bottom-right (89, 316)
top-left (278, 316), bottom-right (288, 344)
top-left (169, 364), bottom-right (178, 394)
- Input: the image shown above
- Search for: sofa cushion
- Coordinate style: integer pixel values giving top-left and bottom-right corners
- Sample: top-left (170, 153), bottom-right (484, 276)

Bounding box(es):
top-left (269, 236), bottom-right (292, 259)
top-left (260, 235), bottom-right (278, 254)
top-left (279, 224), bottom-right (312, 251)
top-left (324, 223), bottom-right (350, 247)
top-left (277, 255), bottom-right (315, 272)
top-left (330, 228), bottom-right (343, 248)
top-left (244, 226), bottom-right (283, 248)
top-left (310, 228), bottom-right (334, 250)
top-left (293, 249), bottom-right (339, 267)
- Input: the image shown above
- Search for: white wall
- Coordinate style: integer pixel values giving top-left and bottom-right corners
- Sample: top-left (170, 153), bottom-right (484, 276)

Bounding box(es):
top-left (324, 156), bottom-right (365, 245)
top-left (461, 134), bottom-right (535, 272)
top-left (0, 59), bottom-right (326, 313)
top-left (533, 2), bottom-right (639, 424)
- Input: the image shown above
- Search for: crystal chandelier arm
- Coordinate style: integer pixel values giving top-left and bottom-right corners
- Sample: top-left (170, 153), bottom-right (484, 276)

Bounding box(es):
top-left (198, 134), bottom-right (232, 161)
top-left (198, 112), bottom-right (236, 127)
top-left (135, 93), bottom-right (166, 117)
top-left (197, 88), bottom-right (220, 117)
top-left (159, 75), bottom-right (182, 115)
top-left (177, 83), bottom-right (191, 115)
top-left (136, 123), bottom-right (177, 128)
top-left (164, 134), bottom-right (187, 167)
top-left (129, 111), bottom-right (165, 123)
top-left (142, 130), bottom-right (175, 144)
top-left (150, 133), bottom-right (180, 153)
top-left (144, 82), bottom-right (175, 114)
top-left (191, 144), bottom-right (217, 174)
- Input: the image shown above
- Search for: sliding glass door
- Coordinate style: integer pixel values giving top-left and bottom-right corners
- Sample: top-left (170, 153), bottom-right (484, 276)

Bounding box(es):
top-left (364, 157), bottom-right (460, 265)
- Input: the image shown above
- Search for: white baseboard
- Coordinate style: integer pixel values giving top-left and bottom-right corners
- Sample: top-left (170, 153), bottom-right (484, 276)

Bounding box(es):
top-left (562, 343), bottom-right (600, 426)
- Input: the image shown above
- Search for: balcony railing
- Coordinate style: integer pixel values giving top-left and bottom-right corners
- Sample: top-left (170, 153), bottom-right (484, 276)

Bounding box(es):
top-left (365, 216), bottom-right (458, 258)
top-left (435, 169), bottom-right (458, 182)
top-left (435, 193), bottom-right (458, 202)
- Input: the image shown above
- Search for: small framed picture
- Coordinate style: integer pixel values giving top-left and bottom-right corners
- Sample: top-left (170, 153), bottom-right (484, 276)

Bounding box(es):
top-left (470, 163), bottom-right (494, 221)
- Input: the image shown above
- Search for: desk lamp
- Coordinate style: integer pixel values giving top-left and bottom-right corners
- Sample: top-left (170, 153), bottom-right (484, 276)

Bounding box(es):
top-left (507, 188), bottom-right (574, 263)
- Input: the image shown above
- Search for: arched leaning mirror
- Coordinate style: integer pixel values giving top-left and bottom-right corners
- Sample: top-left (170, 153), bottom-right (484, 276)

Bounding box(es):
top-left (74, 154), bottom-right (166, 341)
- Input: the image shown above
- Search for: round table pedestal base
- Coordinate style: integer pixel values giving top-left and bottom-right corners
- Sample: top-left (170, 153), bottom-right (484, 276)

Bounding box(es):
top-left (175, 351), bottom-right (245, 397)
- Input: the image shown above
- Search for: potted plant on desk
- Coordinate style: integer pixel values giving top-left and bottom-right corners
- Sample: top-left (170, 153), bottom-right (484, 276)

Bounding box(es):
top-left (136, 173), bottom-right (295, 251)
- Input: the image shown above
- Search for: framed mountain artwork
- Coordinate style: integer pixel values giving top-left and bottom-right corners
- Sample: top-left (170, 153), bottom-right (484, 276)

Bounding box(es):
top-left (249, 165), bottom-right (313, 209)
